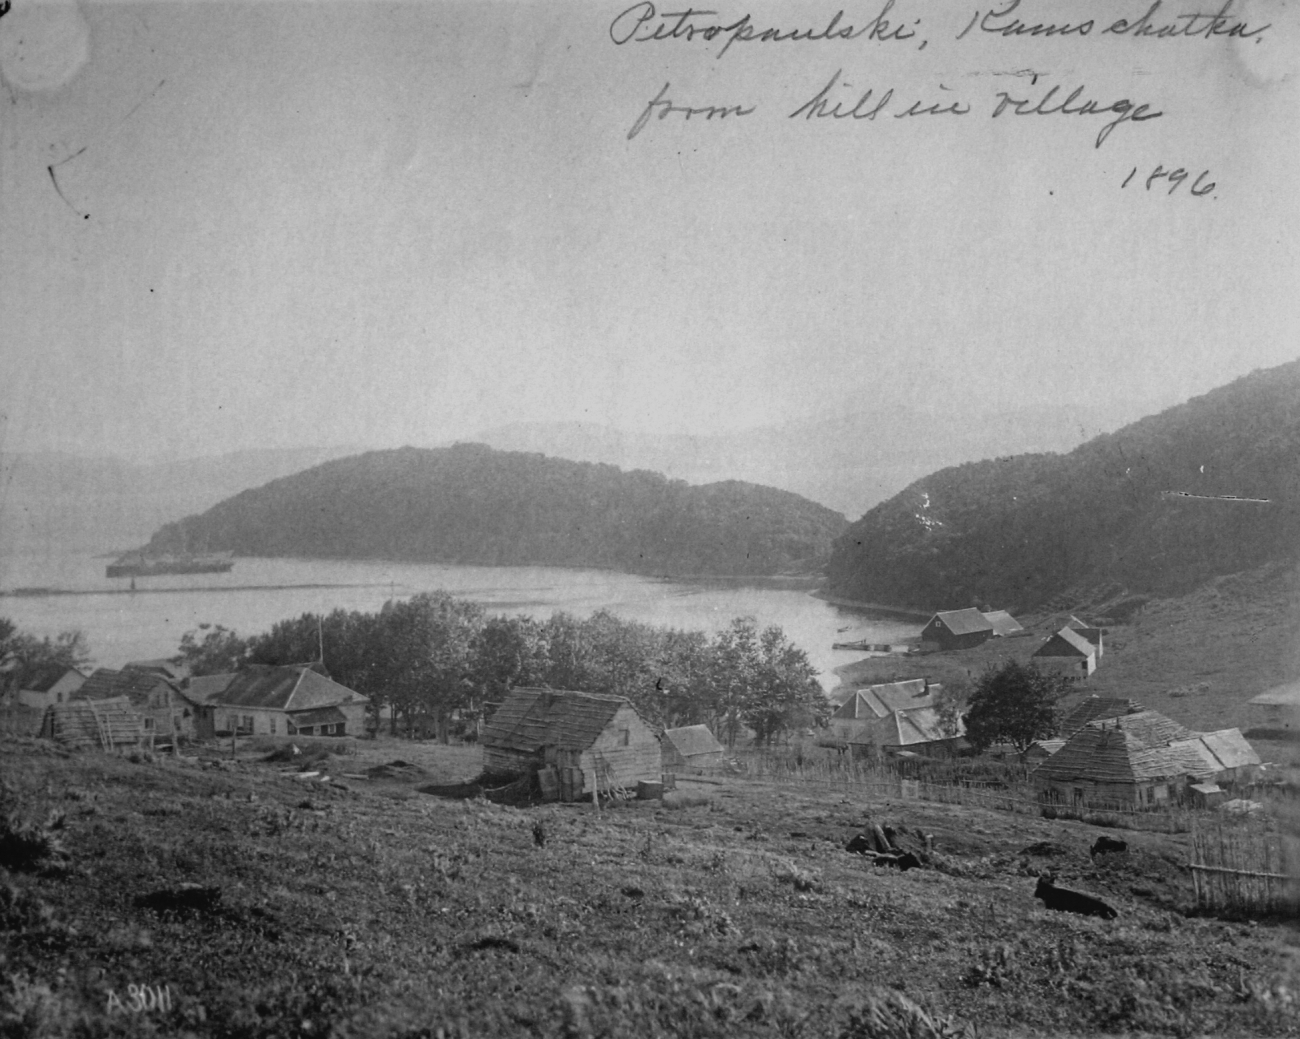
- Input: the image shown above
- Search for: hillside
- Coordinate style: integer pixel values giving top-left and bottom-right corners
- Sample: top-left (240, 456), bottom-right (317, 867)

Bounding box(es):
top-left (146, 443), bottom-right (847, 576)
top-left (826, 360), bottom-right (1300, 612)
top-left (475, 392), bottom-right (1157, 519)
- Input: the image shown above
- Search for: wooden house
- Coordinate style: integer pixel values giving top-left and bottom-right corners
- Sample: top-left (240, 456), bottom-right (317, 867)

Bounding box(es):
top-left (919, 609), bottom-right (995, 651)
top-left (1064, 615), bottom-right (1105, 658)
top-left (15, 664), bottom-right (86, 711)
top-left (1247, 679), bottom-right (1300, 733)
top-left (198, 663), bottom-right (367, 739)
top-left (831, 679), bottom-right (963, 758)
top-left (480, 688), bottom-right (661, 798)
top-left (1032, 724), bottom-right (1206, 808)
top-left (1032, 709), bottom-right (1260, 807)
top-left (1032, 627), bottom-right (1097, 678)
top-left (76, 667), bottom-right (187, 738)
top-left (830, 679), bottom-right (937, 742)
top-left (661, 724), bottom-right (725, 770)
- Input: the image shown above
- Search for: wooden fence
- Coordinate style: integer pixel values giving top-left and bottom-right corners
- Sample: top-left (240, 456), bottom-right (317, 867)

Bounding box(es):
top-left (1190, 825), bottom-right (1299, 916)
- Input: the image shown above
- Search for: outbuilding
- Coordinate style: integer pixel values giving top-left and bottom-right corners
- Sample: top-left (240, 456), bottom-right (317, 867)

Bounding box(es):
top-left (480, 688), bottom-right (661, 799)
top-left (919, 609), bottom-right (995, 651)
top-left (1033, 627), bottom-right (1098, 678)
top-left (661, 724), bottom-right (725, 770)
top-left (14, 664), bottom-right (86, 711)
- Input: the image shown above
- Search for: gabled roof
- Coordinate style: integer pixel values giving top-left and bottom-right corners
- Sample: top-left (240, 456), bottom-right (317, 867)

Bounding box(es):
top-left (832, 679), bottom-right (935, 720)
top-left (212, 665), bottom-right (366, 711)
top-left (1172, 729), bottom-right (1260, 773)
top-left (980, 610), bottom-right (1024, 636)
top-left (125, 659), bottom-right (188, 682)
top-left (1033, 726), bottom-right (1208, 784)
top-left (183, 673), bottom-right (238, 705)
top-left (77, 668), bottom-right (177, 704)
top-left (480, 688), bottom-right (645, 752)
top-left (1086, 709), bottom-right (1194, 747)
top-left (928, 608), bottom-right (994, 636)
top-left (1249, 680), bottom-right (1300, 707)
top-left (1033, 627), bottom-right (1095, 658)
top-left (1065, 615), bottom-right (1091, 630)
top-left (17, 663), bottom-right (82, 694)
top-left (662, 724), bottom-right (723, 757)
top-left (890, 705), bottom-right (963, 746)
top-left (1060, 695), bottom-right (1146, 735)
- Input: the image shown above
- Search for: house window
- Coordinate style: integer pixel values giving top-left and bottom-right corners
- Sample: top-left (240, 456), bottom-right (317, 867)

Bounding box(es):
top-left (300, 726), bottom-right (314, 737)
top-left (144, 717), bottom-right (154, 731)
top-left (620, 729), bottom-right (630, 746)
top-left (1154, 784), bottom-right (1168, 801)
top-left (287, 723), bottom-right (298, 735)
top-left (270, 718), bottom-right (277, 735)
top-left (1073, 787), bottom-right (1084, 805)
top-left (56, 693), bottom-right (63, 703)
top-left (241, 715), bottom-right (254, 733)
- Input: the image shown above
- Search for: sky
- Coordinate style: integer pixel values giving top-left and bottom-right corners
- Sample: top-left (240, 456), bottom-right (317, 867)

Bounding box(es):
top-left (1, 0), bottom-right (1297, 461)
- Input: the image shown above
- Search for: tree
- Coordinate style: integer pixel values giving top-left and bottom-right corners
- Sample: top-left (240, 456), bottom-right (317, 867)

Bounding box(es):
top-left (1, 618), bottom-right (91, 695)
top-left (173, 624), bottom-right (249, 676)
top-left (963, 659), bottom-right (1071, 754)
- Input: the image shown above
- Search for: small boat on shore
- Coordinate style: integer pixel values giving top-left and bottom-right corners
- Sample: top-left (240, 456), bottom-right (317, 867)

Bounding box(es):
top-left (106, 551), bottom-right (235, 578)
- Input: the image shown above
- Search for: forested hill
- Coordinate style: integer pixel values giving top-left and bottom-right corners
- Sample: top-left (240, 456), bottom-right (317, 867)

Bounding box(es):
top-left (147, 444), bottom-right (848, 576)
top-left (825, 360), bottom-right (1300, 612)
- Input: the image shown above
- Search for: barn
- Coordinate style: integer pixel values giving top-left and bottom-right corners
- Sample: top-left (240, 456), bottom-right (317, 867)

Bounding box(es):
top-left (919, 609), bottom-right (995, 651)
top-left (40, 696), bottom-right (146, 750)
top-left (480, 688), bottom-right (661, 798)
top-left (661, 724), bottom-right (725, 770)
top-left (1033, 627), bottom-right (1098, 678)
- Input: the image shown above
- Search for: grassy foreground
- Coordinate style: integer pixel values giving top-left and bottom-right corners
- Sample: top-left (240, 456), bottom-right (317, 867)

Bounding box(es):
top-left (2, 736), bottom-right (1299, 1039)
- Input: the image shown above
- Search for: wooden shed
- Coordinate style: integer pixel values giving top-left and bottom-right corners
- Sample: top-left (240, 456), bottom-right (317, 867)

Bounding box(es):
top-left (1033, 627), bottom-right (1097, 678)
top-left (1247, 680), bottom-right (1300, 733)
top-left (661, 725), bottom-right (725, 770)
top-left (41, 696), bottom-right (146, 750)
top-left (480, 688), bottom-right (661, 799)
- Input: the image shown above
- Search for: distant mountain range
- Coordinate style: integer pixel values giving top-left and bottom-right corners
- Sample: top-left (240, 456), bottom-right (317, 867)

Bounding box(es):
top-left (825, 361), bottom-right (1300, 613)
top-left (472, 398), bottom-right (1160, 519)
top-left (146, 444), bottom-right (848, 577)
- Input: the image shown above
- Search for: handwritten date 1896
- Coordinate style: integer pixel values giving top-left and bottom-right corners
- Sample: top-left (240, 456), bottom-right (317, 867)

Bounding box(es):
top-left (1123, 166), bottom-right (1215, 195)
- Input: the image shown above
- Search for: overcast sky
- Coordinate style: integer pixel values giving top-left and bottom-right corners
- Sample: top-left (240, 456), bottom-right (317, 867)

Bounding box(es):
top-left (2, 0), bottom-right (1296, 460)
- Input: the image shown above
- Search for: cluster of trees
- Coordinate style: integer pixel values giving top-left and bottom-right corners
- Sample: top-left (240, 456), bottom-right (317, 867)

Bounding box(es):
top-left (148, 443), bottom-right (847, 577)
top-left (174, 592), bottom-right (828, 744)
top-left (828, 359), bottom-right (1300, 610)
top-left (0, 618), bottom-right (89, 696)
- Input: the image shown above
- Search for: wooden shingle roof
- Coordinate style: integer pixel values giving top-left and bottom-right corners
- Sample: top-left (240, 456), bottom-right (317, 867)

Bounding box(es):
top-left (832, 679), bottom-right (934, 720)
top-left (480, 688), bottom-right (646, 752)
top-left (1060, 695), bottom-right (1146, 735)
top-left (213, 665), bottom-right (366, 712)
top-left (77, 668), bottom-right (176, 703)
top-left (980, 610), bottom-right (1023, 636)
top-left (1086, 710), bottom-right (1193, 746)
top-left (1033, 726), bottom-right (1207, 785)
